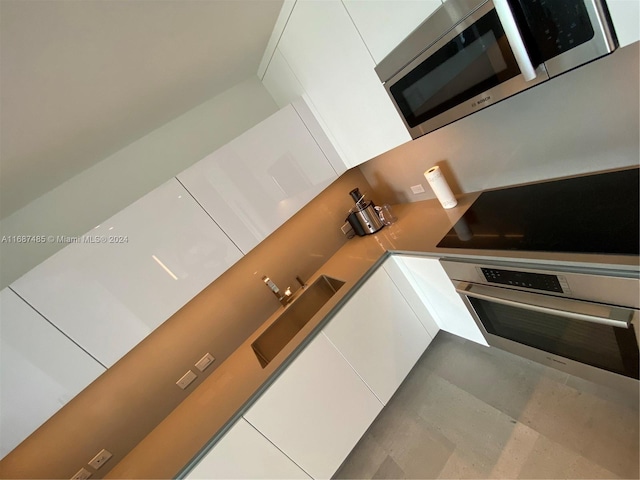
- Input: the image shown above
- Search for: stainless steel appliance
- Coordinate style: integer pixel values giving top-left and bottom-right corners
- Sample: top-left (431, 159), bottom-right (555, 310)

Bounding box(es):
top-left (441, 258), bottom-right (640, 394)
top-left (375, 0), bottom-right (618, 138)
top-left (347, 205), bottom-right (385, 235)
top-left (346, 188), bottom-right (384, 236)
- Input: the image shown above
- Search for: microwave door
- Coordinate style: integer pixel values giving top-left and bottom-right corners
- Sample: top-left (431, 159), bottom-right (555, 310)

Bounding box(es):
top-left (511, 0), bottom-right (617, 78)
top-left (384, 1), bottom-right (549, 138)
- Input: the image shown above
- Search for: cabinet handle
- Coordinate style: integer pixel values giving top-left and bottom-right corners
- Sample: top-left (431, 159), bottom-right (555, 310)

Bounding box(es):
top-left (456, 282), bottom-right (634, 329)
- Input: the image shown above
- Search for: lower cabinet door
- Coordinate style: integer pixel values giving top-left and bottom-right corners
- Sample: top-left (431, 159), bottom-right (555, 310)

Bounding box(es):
top-left (397, 256), bottom-right (488, 346)
top-left (184, 418), bottom-right (309, 480)
top-left (243, 333), bottom-right (383, 480)
top-left (0, 288), bottom-right (105, 459)
top-left (322, 265), bottom-right (432, 405)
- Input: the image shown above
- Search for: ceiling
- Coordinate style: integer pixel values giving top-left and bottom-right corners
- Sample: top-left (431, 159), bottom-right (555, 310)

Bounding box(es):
top-left (0, 0), bottom-right (283, 219)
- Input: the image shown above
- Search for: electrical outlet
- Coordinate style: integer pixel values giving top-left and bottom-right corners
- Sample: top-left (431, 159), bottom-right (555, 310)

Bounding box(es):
top-left (176, 370), bottom-right (197, 389)
top-left (88, 449), bottom-right (112, 470)
top-left (410, 184), bottom-right (425, 194)
top-left (70, 467), bottom-right (92, 480)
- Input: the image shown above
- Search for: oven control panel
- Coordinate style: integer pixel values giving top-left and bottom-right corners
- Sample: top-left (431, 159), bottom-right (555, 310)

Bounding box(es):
top-left (480, 268), bottom-right (567, 293)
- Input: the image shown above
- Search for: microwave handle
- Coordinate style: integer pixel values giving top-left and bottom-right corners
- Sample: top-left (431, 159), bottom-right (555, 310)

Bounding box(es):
top-left (456, 282), bottom-right (633, 329)
top-left (494, 0), bottom-right (537, 81)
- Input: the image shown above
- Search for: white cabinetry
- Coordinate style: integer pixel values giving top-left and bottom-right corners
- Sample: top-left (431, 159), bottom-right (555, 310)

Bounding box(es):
top-left (178, 103), bottom-right (338, 254)
top-left (262, 49), bottom-right (307, 110)
top-left (0, 288), bottom-right (105, 459)
top-left (343, 0), bottom-right (442, 63)
top-left (11, 179), bottom-right (243, 367)
top-left (396, 256), bottom-right (488, 346)
top-left (607, 0), bottom-right (640, 48)
top-left (382, 256), bottom-right (440, 339)
top-left (322, 262), bottom-right (433, 404)
top-left (243, 333), bottom-right (383, 480)
top-left (184, 418), bottom-right (309, 479)
top-left (264, 0), bottom-right (411, 169)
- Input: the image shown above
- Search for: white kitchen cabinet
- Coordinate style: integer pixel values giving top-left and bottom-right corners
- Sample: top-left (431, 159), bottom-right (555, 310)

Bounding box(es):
top-left (322, 263), bottom-right (433, 404)
top-left (396, 256), bottom-right (488, 346)
top-left (382, 255), bottom-right (440, 339)
top-left (177, 103), bottom-right (338, 254)
top-left (0, 288), bottom-right (105, 459)
top-left (607, 0), bottom-right (640, 48)
top-left (267, 0), bottom-right (411, 169)
top-left (262, 48), bottom-right (307, 110)
top-left (343, 0), bottom-right (442, 64)
top-left (243, 333), bottom-right (383, 480)
top-left (184, 418), bottom-right (309, 479)
top-left (11, 179), bottom-right (243, 367)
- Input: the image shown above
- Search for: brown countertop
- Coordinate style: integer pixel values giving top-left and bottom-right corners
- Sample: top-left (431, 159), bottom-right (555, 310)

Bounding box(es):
top-left (106, 193), bottom-right (639, 479)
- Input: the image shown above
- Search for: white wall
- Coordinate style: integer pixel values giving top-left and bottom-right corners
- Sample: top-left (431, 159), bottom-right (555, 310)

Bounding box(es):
top-left (0, 76), bottom-right (278, 288)
top-left (359, 42), bottom-right (640, 204)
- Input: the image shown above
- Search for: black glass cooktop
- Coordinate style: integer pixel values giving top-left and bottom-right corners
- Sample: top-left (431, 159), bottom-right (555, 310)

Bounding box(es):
top-left (437, 168), bottom-right (640, 255)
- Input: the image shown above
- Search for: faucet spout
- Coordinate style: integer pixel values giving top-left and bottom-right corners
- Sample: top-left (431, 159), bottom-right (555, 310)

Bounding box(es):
top-left (262, 275), bottom-right (303, 307)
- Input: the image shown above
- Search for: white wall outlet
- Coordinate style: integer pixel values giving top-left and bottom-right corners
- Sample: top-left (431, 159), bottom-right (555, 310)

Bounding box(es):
top-left (195, 353), bottom-right (215, 372)
top-left (341, 221), bottom-right (354, 237)
top-left (410, 184), bottom-right (425, 194)
top-left (70, 467), bottom-right (92, 480)
top-left (176, 370), bottom-right (197, 389)
top-left (88, 449), bottom-right (112, 470)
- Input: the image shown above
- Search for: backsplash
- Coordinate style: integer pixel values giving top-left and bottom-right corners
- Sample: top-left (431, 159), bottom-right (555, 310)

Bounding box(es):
top-left (359, 42), bottom-right (640, 205)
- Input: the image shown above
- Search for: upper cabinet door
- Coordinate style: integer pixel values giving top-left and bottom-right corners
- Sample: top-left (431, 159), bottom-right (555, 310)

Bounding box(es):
top-left (0, 288), bottom-right (105, 459)
top-left (343, 0), bottom-right (442, 64)
top-left (11, 179), bottom-right (243, 367)
top-left (177, 104), bottom-right (337, 254)
top-left (272, 0), bottom-right (411, 168)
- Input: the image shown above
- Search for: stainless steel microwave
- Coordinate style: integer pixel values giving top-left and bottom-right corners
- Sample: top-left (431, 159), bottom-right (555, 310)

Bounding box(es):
top-left (375, 0), bottom-right (618, 139)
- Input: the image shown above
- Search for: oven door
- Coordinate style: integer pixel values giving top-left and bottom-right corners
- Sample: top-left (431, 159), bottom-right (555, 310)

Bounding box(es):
top-left (384, 0), bottom-right (549, 138)
top-left (455, 281), bottom-right (640, 391)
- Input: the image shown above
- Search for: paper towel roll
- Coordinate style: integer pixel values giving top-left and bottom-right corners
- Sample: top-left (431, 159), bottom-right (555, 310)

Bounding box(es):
top-left (424, 166), bottom-right (457, 209)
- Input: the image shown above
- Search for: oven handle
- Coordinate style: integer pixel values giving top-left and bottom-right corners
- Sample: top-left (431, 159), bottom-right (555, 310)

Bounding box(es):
top-left (494, 0), bottom-right (537, 81)
top-left (456, 282), bottom-right (633, 329)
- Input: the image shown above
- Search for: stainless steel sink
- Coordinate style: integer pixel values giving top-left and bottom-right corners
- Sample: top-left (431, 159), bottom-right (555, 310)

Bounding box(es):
top-left (252, 275), bottom-right (345, 368)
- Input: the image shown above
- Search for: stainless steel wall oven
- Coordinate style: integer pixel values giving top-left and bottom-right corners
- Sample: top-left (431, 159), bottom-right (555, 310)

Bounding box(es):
top-left (441, 258), bottom-right (639, 394)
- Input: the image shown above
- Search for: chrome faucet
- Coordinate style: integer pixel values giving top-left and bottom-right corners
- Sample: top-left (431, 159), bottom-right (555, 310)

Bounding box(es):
top-left (262, 275), bottom-right (306, 307)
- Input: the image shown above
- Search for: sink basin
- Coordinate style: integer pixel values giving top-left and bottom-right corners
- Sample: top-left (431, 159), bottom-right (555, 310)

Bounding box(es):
top-left (252, 275), bottom-right (345, 368)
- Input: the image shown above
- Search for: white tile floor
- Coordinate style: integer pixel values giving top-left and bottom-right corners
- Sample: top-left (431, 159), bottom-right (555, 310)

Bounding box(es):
top-left (335, 332), bottom-right (639, 479)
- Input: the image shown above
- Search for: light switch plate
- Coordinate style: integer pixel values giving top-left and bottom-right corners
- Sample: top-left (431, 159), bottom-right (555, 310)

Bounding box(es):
top-left (70, 467), bottom-right (92, 480)
top-left (176, 370), bottom-right (197, 389)
top-left (88, 449), bottom-right (112, 470)
top-left (341, 222), bottom-right (354, 236)
top-left (195, 353), bottom-right (215, 372)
